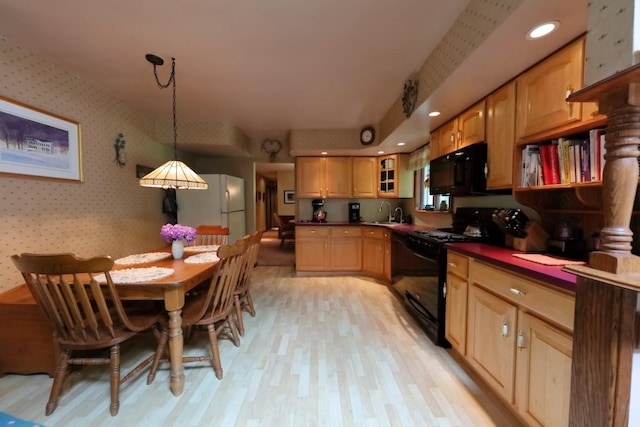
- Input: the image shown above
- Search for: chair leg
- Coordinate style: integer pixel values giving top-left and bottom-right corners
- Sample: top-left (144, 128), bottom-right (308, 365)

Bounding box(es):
top-left (234, 295), bottom-right (245, 336)
top-left (46, 350), bottom-right (70, 415)
top-left (244, 290), bottom-right (256, 317)
top-left (206, 324), bottom-right (223, 379)
top-left (227, 317), bottom-right (241, 347)
top-left (109, 345), bottom-right (121, 416)
top-left (147, 327), bottom-right (169, 385)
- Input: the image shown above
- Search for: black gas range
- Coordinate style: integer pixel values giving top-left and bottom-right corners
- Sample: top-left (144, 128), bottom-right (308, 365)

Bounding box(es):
top-left (405, 229), bottom-right (478, 259)
top-left (391, 208), bottom-right (505, 348)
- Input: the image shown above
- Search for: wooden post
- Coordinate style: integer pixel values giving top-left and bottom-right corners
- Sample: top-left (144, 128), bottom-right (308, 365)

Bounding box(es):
top-left (565, 64), bottom-right (640, 427)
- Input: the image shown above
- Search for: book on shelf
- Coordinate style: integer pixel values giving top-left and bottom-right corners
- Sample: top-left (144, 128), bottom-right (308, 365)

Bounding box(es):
top-left (539, 143), bottom-right (561, 185)
top-left (558, 138), bottom-right (572, 184)
top-left (580, 139), bottom-right (590, 183)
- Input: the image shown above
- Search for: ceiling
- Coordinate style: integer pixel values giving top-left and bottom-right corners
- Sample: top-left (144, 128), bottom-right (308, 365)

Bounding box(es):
top-left (0, 0), bottom-right (587, 177)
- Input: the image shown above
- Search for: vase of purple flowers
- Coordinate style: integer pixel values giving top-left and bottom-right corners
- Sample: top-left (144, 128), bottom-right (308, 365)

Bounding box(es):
top-left (160, 223), bottom-right (196, 259)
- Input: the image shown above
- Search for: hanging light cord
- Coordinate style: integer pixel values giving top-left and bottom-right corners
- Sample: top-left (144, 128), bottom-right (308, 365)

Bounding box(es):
top-left (151, 58), bottom-right (178, 161)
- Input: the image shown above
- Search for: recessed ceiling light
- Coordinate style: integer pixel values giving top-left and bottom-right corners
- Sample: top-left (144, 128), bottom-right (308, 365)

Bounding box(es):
top-left (428, 111), bottom-right (441, 117)
top-left (377, 151), bottom-right (385, 154)
top-left (397, 142), bottom-right (405, 146)
top-left (321, 151), bottom-right (328, 155)
top-left (527, 21), bottom-right (559, 40)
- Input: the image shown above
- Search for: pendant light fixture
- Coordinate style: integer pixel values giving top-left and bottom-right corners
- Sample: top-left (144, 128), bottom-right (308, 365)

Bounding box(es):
top-left (139, 54), bottom-right (208, 190)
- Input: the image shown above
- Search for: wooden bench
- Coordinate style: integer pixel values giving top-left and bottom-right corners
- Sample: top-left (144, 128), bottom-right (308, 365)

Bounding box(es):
top-left (0, 284), bottom-right (56, 377)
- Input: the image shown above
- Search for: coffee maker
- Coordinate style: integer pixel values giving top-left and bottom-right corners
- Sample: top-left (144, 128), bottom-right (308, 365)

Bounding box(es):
top-left (348, 202), bottom-right (361, 222)
top-left (311, 199), bottom-right (327, 222)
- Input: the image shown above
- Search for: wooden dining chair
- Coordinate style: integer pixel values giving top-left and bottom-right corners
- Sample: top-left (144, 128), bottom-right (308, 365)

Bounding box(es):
top-left (273, 213), bottom-right (295, 246)
top-left (147, 237), bottom-right (249, 382)
top-left (192, 225), bottom-right (229, 246)
top-left (10, 253), bottom-right (162, 417)
top-left (233, 230), bottom-right (263, 336)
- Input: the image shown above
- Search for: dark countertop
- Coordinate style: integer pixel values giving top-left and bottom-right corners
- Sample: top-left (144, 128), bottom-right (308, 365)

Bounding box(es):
top-left (446, 242), bottom-right (577, 293)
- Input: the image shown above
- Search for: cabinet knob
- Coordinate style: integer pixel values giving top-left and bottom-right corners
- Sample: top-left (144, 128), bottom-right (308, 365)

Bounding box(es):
top-left (502, 321), bottom-right (509, 338)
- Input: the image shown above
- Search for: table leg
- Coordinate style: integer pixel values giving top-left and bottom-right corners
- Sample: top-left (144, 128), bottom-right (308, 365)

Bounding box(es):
top-left (167, 308), bottom-right (184, 396)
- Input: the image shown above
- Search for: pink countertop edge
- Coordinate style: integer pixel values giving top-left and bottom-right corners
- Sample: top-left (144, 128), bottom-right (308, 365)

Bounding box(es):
top-left (446, 242), bottom-right (577, 292)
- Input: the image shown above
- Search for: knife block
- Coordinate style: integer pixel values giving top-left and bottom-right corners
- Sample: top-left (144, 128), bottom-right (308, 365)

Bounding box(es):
top-left (505, 222), bottom-right (549, 252)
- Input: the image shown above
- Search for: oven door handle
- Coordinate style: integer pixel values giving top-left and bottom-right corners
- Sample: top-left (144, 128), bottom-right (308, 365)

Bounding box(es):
top-left (405, 291), bottom-right (438, 324)
top-left (407, 248), bottom-right (438, 262)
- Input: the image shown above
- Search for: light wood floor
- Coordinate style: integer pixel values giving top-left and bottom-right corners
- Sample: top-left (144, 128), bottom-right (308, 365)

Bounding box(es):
top-left (0, 266), bottom-right (524, 427)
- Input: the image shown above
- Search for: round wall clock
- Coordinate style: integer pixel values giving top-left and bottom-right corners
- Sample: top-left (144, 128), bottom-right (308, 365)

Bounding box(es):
top-left (360, 126), bottom-right (375, 145)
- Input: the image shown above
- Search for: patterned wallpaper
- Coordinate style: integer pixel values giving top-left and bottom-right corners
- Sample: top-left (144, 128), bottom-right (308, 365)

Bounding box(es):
top-left (289, 128), bottom-right (368, 152)
top-left (0, 39), bottom-right (177, 293)
top-left (584, 0), bottom-right (637, 85)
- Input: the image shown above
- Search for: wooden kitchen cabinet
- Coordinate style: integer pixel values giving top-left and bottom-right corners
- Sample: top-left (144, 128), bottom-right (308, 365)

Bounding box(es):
top-left (436, 100), bottom-right (486, 157)
top-left (516, 38), bottom-right (588, 140)
top-left (377, 154), bottom-right (413, 198)
top-left (462, 257), bottom-right (575, 426)
top-left (444, 252), bottom-right (469, 354)
top-left (295, 226), bottom-right (330, 271)
top-left (486, 81), bottom-right (516, 189)
top-left (296, 226), bottom-right (360, 271)
top-left (467, 283), bottom-right (518, 403)
top-left (351, 157), bottom-right (377, 198)
top-left (330, 226), bottom-right (362, 271)
top-left (296, 157), bottom-right (351, 198)
top-left (515, 312), bottom-right (573, 427)
top-left (0, 284), bottom-right (56, 377)
top-left (361, 227), bottom-right (391, 281)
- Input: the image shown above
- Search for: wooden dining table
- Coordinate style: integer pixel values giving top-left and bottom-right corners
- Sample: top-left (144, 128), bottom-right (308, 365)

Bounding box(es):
top-left (112, 250), bottom-right (218, 396)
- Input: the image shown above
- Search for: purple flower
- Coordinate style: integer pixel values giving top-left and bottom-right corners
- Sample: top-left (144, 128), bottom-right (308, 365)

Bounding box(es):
top-left (160, 223), bottom-right (197, 243)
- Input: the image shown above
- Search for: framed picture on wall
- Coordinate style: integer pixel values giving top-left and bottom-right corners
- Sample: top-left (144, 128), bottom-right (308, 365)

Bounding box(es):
top-left (0, 96), bottom-right (82, 182)
top-left (284, 190), bottom-right (295, 204)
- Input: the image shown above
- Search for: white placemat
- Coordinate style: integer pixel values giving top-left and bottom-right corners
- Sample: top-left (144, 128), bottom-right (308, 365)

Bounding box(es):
top-left (184, 245), bottom-right (220, 254)
top-left (185, 252), bottom-right (220, 264)
top-left (94, 267), bottom-right (174, 284)
top-left (114, 252), bottom-right (171, 265)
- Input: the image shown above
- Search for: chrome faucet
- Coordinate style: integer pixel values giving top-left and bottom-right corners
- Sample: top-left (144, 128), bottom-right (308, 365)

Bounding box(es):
top-left (394, 206), bottom-right (403, 224)
top-left (378, 201), bottom-right (392, 223)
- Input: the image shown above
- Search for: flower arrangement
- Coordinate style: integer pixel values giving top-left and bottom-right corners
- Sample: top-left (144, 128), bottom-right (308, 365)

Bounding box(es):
top-left (160, 223), bottom-right (196, 243)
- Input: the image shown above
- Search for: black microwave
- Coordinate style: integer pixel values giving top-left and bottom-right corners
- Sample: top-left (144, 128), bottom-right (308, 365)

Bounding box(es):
top-left (429, 143), bottom-right (488, 196)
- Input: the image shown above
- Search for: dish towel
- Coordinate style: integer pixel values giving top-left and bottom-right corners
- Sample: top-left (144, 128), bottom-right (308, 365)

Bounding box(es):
top-left (512, 253), bottom-right (585, 266)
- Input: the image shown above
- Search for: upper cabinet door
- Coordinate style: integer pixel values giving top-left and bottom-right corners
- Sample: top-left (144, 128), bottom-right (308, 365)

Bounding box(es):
top-left (437, 118), bottom-right (458, 156)
top-left (458, 100), bottom-right (486, 149)
top-left (516, 38), bottom-right (584, 139)
top-left (351, 157), bottom-right (377, 198)
top-left (296, 157), bottom-right (324, 198)
top-left (486, 81), bottom-right (516, 189)
top-left (324, 157), bottom-right (351, 198)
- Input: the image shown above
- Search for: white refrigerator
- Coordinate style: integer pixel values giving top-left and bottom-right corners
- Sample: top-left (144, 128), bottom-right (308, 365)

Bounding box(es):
top-left (176, 174), bottom-right (246, 243)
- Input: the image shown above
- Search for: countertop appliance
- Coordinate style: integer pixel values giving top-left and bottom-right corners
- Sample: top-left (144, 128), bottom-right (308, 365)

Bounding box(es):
top-left (392, 207), bottom-right (503, 347)
top-left (311, 199), bottom-right (326, 222)
top-left (430, 143), bottom-right (488, 196)
top-left (176, 174), bottom-right (246, 243)
top-left (348, 202), bottom-right (361, 222)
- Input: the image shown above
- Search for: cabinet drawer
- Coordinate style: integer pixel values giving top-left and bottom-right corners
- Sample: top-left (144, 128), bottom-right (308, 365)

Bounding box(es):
top-left (447, 252), bottom-right (469, 278)
top-left (330, 227), bottom-right (362, 237)
top-left (296, 227), bottom-right (329, 238)
top-left (362, 227), bottom-right (384, 239)
top-left (470, 260), bottom-right (574, 332)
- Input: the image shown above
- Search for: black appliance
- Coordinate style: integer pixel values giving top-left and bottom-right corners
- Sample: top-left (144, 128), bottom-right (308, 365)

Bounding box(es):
top-left (430, 143), bottom-right (488, 196)
top-left (348, 202), bottom-right (361, 222)
top-left (391, 207), bottom-right (503, 347)
top-left (311, 199), bottom-right (326, 222)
